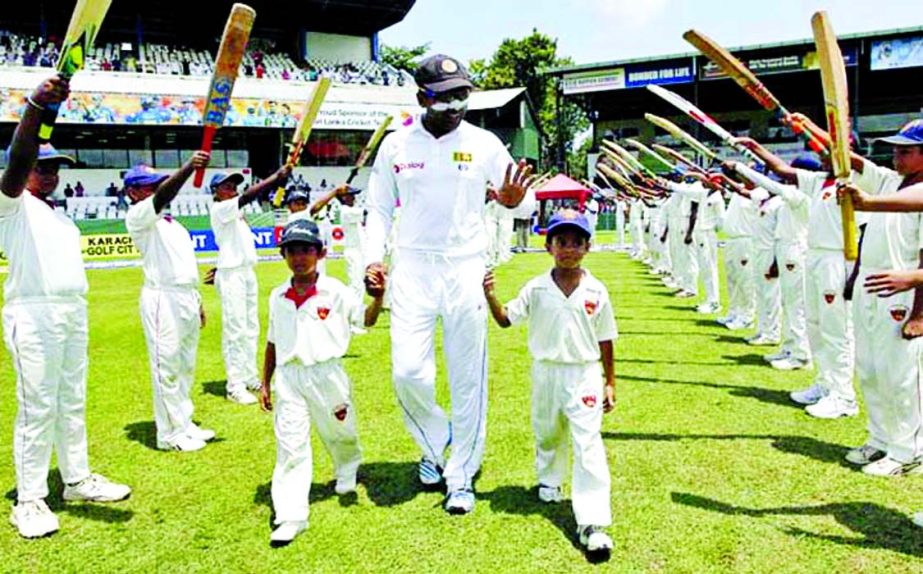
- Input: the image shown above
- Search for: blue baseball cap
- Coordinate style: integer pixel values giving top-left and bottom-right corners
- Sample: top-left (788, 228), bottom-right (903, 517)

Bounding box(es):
top-left (546, 209), bottom-right (592, 239)
top-left (209, 172), bottom-right (245, 191)
top-left (790, 153), bottom-right (823, 172)
top-left (878, 120), bottom-right (923, 146)
top-left (285, 189), bottom-right (310, 205)
top-left (4, 143), bottom-right (75, 166)
top-left (279, 219), bottom-right (324, 248)
top-left (123, 164), bottom-right (168, 187)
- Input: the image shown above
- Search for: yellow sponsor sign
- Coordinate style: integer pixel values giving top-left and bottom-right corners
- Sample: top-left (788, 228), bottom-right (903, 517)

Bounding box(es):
top-left (81, 233), bottom-right (142, 260)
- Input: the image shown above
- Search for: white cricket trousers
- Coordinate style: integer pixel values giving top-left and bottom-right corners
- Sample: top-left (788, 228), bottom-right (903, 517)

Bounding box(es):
top-left (532, 361), bottom-right (611, 527)
top-left (670, 228), bottom-right (698, 294)
top-left (215, 266), bottom-right (259, 394)
top-left (630, 212), bottom-right (644, 255)
top-left (390, 250), bottom-right (488, 491)
top-left (723, 237), bottom-right (755, 323)
top-left (344, 246), bottom-right (365, 311)
top-left (3, 297), bottom-right (91, 502)
top-left (853, 271), bottom-right (923, 463)
top-left (777, 241), bottom-right (810, 361)
top-left (694, 229), bottom-right (720, 306)
top-left (271, 359), bottom-right (361, 524)
top-left (615, 208), bottom-right (626, 246)
top-left (753, 247), bottom-right (781, 339)
top-left (805, 249), bottom-right (856, 402)
top-left (140, 287), bottom-right (200, 444)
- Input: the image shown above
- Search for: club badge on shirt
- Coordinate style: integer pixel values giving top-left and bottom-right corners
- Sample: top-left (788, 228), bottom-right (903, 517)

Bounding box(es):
top-left (582, 395), bottom-right (597, 409)
top-left (890, 304), bottom-right (909, 322)
top-left (584, 300), bottom-right (598, 316)
top-left (317, 307), bottom-right (330, 320)
top-left (824, 291), bottom-right (836, 304)
top-left (333, 403), bottom-right (349, 421)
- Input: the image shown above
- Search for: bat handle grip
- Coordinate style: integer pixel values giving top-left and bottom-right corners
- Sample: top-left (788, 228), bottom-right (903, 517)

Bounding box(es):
top-left (345, 167), bottom-right (360, 185)
top-left (193, 126), bottom-right (217, 187)
top-left (37, 103), bottom-right (62, 143)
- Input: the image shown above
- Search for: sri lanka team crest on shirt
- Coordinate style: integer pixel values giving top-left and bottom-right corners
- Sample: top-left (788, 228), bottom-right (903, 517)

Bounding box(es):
top-left (890, 304), bottom-right (909, 322)
top-left (584, 300), bottom-right (598, 316)
top-left (582, 395), bottom-right (597, 408)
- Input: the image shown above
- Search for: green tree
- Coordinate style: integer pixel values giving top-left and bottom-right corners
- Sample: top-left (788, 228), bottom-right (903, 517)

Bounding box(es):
top-left (380, 43), bottom-right (430, 73)
top-left (473, 29), bottom-right (588, 172)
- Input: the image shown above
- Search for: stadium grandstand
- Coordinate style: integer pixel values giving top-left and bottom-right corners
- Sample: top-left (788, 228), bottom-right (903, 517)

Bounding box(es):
top-left (0, 0), bottom-right (540, 231)
top-left (545, 25), bottom-right (923, 172)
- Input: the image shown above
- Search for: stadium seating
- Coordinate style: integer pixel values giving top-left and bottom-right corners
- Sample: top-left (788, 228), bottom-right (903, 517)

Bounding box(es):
top-left (59, 192), bottom-right (271, 221)
top-left (0, 29), bottom-right (413, 86)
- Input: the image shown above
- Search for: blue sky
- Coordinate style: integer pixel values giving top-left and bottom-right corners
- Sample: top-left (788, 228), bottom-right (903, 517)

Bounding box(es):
top-left (379, 0), bottom-right (922, 66)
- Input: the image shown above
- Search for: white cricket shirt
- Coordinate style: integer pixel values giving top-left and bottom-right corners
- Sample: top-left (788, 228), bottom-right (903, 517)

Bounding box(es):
top-left (750, 189), bottom-right (782, 251)
top-left (126, 196), bottom-right (199, 288)
top-left (505, 269), bottom-right (618, 364)
top-left (721, 193), bottom-right (758, 238)
top-left (796, 169), bottom-right (869, 251)
top-left (734, 164), bottom-right (807, 244)
top-left (365, 118), bottom-right (535, 264)
top-left (855, 161), bottom-right (923, 270)
top-left (267, 275), bottom-right (362, 367)
top-left (210, 198), bottom-right (257, 269)
top-left (0, 191), bottom-right (88, 301)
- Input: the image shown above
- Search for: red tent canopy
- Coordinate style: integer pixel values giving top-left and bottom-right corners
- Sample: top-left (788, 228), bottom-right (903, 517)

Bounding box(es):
top-left (534, 174), bottom-right (591, 202)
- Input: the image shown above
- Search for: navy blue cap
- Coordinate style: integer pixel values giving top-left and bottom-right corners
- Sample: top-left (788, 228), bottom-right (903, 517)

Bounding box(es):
top-left (414, 54), bottom-right (475, 93)
top-left (123, 164), bottom-right (168, 187)
top-left (790, 153), bottom-right (823, 172)
top-left (878, 120), bottom-right (923, 146)
top-left (547, 209), bottom-right (592, 239)
top-left (279, 219), bottom-right (324, 248)
top-left (209, 172), bottom-right (245, 191)
top-left (285, 189), bottom-right (309, 205)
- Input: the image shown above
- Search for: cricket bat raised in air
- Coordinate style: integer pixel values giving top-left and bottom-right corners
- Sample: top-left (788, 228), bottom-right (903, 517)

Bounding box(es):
top-left (624, 139), bottom-right (676, 172)
top-left (651, 144), bottom-right (708, 175)
top-left (683, 29), bottom-right (828, 156)
top-left (812, 11), bottom-right (858, 261)
top-left (193, 3), bottom-right (256, 187)
top-left (646, 84), bottom-right (763, 166)
top-left (38, 0), bottom-right (114, 142)
top-left (270, 77), bottom-right (332, 206)
top-left (601, 140), bottom-right (657, 178)
top-left (346, 115), bottom-right (393, 184)
top-left (644, 113), bottom-right (718, 163)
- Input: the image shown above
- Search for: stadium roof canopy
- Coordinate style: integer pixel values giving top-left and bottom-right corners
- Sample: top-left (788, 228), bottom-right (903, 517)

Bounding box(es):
top-left (5, 0), bottom-right (417, 38)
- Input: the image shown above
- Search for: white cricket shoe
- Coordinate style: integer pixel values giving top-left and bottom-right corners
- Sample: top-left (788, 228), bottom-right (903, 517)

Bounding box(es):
top-left (335, 475), bottom-right (357, 495)
top-left (186, 423), bottom-right (216, 442)
top-left (246, 380), bottom-right (262, 392)
top-left (845, 443), bottom-right (887, 466)
top-left (763, 350), bottom-right (789, 363)
top-left (726, 318), bottom-right (754, 330)
top-left (418, 457), bottom-right (443, 487)
top-left (771, 357), bottom-right (812, 371)
top-left (696, 302), bottom-right (721, 314)
top-left (10, 500), bottom-right (59, 539)
top-left (270, 520), bottom-right (307, 547)
top-left (746, 335), bottom-right (781, 346)
top-left (578, 525), bottom-right (613, 554)
top-left (227, 388), bottom-right (257, 405)
top-left (538, 484), bottom-right (563, 503)
top-left (157, 434), bottom-right (207, 452)
top-left (862, 457), bottom-right (923, 477)
top-left (675, 290), bottom-right (696, 299)
top-left (63, 473), bottom-right (131, 503)
top-left (662, 277), bottom-right (678, 289)
top-left (444, 489), bottom-right (475, 515)
top-left (790, 384), bottom-right (827, 406)
top-left (805, 395), bottom-right (858, 419)
top-left (350, 326), bottom-right (367, 335)
top-left (716, 315), bottom-right (736, 326)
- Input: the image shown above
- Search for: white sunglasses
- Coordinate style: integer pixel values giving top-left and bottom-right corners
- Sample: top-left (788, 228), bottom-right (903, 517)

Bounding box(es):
top-left (430, 98), bottom-right (469, 112)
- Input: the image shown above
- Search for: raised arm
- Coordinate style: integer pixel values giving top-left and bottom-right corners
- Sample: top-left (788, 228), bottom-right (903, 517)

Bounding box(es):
top-left (310, 184), bottom-right (352, 217)
top-left (153, 151), bottom-right (210, 213)
top-left (1, 76), bottom-right (70, 198)
top-left (733, 137), bottom-right (797, 183)
top-left (239, 165), bottom-right (291, 207)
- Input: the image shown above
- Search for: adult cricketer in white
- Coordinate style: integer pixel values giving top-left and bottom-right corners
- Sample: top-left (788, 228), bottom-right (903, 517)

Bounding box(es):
top-left (365, 54), bottom-right (535, 514)
top-left (1, 75), bottom-right (131, 539)
top-left (209, 166), bottom-right (291, 405)
top-left (125, 155), bottom-right (214, 452)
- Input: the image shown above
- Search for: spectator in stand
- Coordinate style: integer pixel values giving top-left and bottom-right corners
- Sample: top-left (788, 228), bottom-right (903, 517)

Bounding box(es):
top-left (64, 182), bottom-right (74, 198)
top-left (106, 182), bottom-right (118, 197)
top-left (255, 62), bottom-right (265, 79)
top-left (74, 181), bottom-right (84, 197)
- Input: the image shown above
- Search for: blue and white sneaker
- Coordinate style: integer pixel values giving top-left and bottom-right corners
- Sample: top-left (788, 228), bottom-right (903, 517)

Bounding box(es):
top-left (444, 489), bottom-right (475, 515)
top-left (418, 457), bottom-right (443, 487)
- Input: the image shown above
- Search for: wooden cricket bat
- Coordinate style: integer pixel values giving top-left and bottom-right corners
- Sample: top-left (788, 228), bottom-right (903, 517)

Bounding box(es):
top-left (683, 29), bottom-right (827, 156)
top-left (38, 0), bottom-right (114, 142)
top-left (645, 113), bottom-right (718, 162)
top-left (346, 114), bottom-right (393, 184)
top-left (812, 11), bottom-right (858, 261)
top-left (624, 139), bottom-right (675, 171)
top-left (647, 84), bottom-right (763, 165)
top-left (651, 144), bottom-right (708, 174)
top-left (601, 140), bottom-right (657, 178)
top-left (194, 3), bottom-right (256, 187)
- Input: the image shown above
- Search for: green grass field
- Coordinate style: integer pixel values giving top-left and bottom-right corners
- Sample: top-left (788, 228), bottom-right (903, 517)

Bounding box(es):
top-left (1, 232), bottom-right (921, 573)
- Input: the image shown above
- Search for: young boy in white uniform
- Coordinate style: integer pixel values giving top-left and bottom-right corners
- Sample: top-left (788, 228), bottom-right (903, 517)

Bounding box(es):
top-left (718, 185), bottom-right (757, 329)
top-left (125, 155), bottom-right (213, 452)
top-left (210, 167), bottom-right (290, 405)
top-left (1, 76), bottom-right (130, 539)
top-left (259, 219), bottom-right (384, 546)
top-left (483, 209), bottom-right (616, 558)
